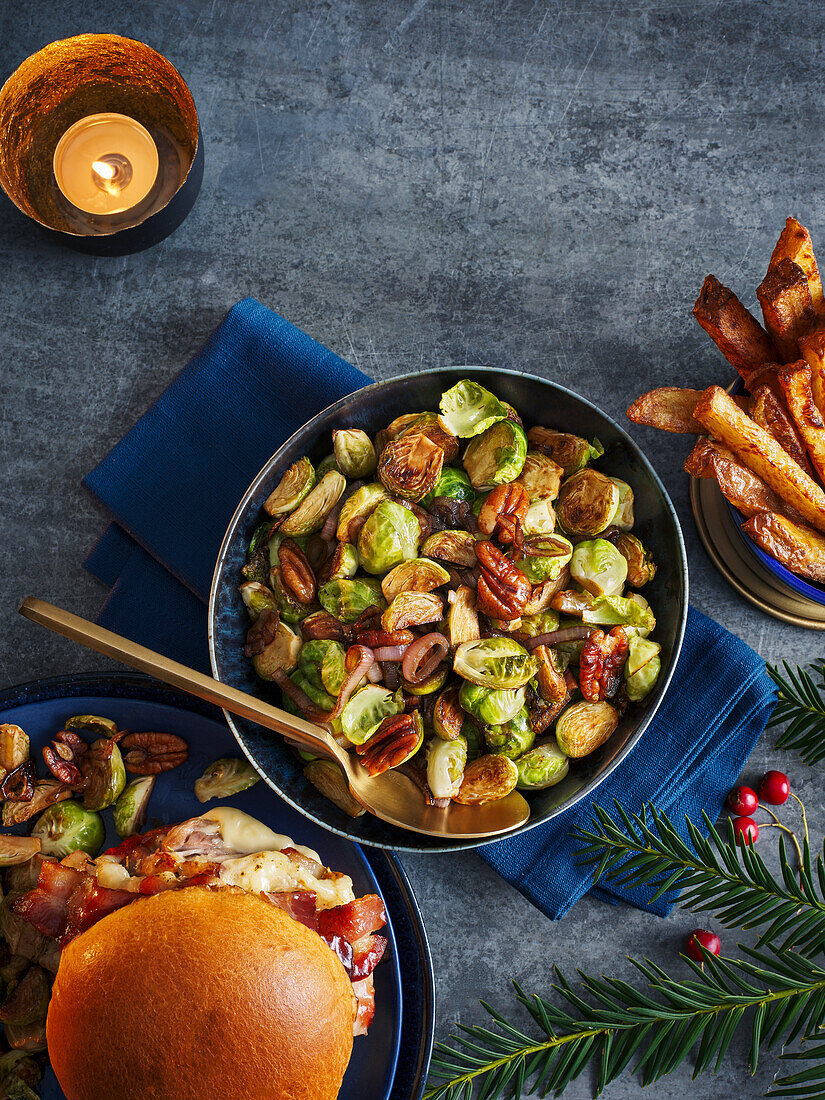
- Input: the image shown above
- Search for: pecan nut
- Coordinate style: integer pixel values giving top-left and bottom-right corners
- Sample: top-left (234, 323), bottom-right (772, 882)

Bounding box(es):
top-left (474, 541), bottom-right (530, 619)
top-left (579, 627), bottom-right (629, 701)
top-left (301, 612), bottom-right (350, 643)
top-left (278, 540), bottom-right (316, 604)
top-left (0, 760), bottom-right (35, 803)
top-left (120, 732), bottom-right (189, 775)
top-left (356, 713), bottom-right (421, 776)
top-left (244, 609), bottom-right (280, 657)
top-left (477, 484), bottom-right (528, 546)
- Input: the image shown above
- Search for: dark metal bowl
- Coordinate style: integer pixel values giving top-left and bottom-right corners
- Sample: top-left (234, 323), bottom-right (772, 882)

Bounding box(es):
top-left (209, 367), bottom-right (688, 852)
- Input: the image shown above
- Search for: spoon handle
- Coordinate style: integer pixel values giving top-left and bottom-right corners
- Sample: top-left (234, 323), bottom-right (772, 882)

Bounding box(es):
top-left (18, 597), bottom-right (336, 758)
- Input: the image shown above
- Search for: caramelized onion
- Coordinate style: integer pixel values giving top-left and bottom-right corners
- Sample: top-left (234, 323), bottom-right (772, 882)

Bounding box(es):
top-left (372, 645), bottom-right (409, 661)
top-left (523, 626), bottom-right (595, 650)
top-left (272, 670), bottom-right (330, 726)
top-left (366, 663), bottom-right (383, 683)
top-left (402, 632), bottom-right (449, 684)
top-left (328, 646), bottom-right (375, 720)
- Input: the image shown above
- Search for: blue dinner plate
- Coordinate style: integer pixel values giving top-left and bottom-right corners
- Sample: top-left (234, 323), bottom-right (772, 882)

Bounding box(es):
top-left (0, 673), bottom-right (434, 1100)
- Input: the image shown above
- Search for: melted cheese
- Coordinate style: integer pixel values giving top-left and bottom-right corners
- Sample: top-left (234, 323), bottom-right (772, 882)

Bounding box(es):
top-left (202, 807), bottom-right (321, 863)
top-left (218, 851), bottom-right (354, 908)
top-left (94, 858), bottom-right (132, 890)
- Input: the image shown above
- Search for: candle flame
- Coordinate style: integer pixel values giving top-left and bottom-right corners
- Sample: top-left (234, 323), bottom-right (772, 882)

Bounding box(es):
top-left (92, 160), bottom-right (118, 181)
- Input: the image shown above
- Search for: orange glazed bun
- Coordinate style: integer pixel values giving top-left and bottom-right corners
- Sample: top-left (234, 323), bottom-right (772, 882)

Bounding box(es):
top-left (46, 887), bottom-right (357, 1100)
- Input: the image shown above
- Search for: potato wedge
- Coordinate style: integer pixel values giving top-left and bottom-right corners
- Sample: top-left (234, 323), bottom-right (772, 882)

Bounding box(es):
top-left (742, 512), bottom-right (825, 583)
top-left (778, 362), bottom-right (825, 483)
top-left (693, 275), bottom-right (776, 380)
top-left (684, 437), bottom-right (802, 520)
top-left (798, 320), bottom-right (825, 417)
top-left (693, 385), bottom-right (825, 533)
top-left (749, 384), bottom-right (814, 476)
top-left (757, 258), bottom-right (816, 362)
top-left (627, 388), bottom-right (748, 434)
top-left (769, 217), bottom-right (824, 312)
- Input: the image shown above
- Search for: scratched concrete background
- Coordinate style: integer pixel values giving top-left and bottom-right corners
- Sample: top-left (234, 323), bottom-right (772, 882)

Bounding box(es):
top-left (0, 2), bottom-right (822, 1096)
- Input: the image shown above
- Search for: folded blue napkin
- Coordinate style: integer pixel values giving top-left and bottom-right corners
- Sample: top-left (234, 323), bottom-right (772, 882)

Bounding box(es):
top-left (83, 297), bottom-right (777, 918)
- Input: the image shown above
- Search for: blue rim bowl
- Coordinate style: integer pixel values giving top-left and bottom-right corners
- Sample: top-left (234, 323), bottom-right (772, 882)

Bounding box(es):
top-left (209, 367), bottom-right (689, 852)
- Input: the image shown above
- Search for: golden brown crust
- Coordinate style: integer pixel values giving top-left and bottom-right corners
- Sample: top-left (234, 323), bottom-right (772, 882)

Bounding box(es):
top-left (627, 387), bottom-right (749, 434)
top-left (769, 217), bottom-right (824, 312)
top-left (778, 362), bottom-right (825, 483)
top-left (798, 320), bottom-right (825, 417)
top-left (683, 437), bottom-right (800, 520)
top-left (749, 383), bottom-right (814, 475)
top-left (742, 512), bottom-right (825, 582)
top-left (692, 274), bottom-right (776, 380)
top-left (757, 258), bottom-right (816, 362)
top-left (47, 888), bottom-right (356, 1100)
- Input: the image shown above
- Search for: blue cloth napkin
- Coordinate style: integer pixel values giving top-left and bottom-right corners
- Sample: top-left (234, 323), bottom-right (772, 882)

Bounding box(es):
top-left (83, 297), bottom-right (777, 918)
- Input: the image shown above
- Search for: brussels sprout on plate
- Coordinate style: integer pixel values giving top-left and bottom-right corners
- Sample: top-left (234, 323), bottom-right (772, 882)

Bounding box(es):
top-left (609, 478), bottom-right (634, 530)
top-left (336, 482), bottom-right (389, 543)
top-left (82, 738), bottom-right (126, 812)
top-left (433, 686), bottom-right (465, 740)
top-left (516, 534), bottom-right (573, 583)
top-left (381, 558), bottom-right (451, 603)
top-left (333, 428), bottom-right (377, 478)
top-left (581, 594), bottom-right (656, 635)
top-left (519, 610), bottom-right (561, 637)
top-left (453, 754), bottom-right (519, 804)
top-left (453, 637), bottom-right (537, 690)
top-left (422, 529), bottom-right (477, 567)
top-left (556, 468), bottom-right (620, 537)
top-left (358, 500), bottom-right (420, 574)
top-left (239, 581), bottom-right (279, 621)
top-left (31, 802), bottom-right (105, 858)
top-left (378, 431), bottom-right (444, 502)
top-left (194, 759), bottom-right (259, 804)
top-left (341, 685), bottom-right (403, 745)
top-left (327, 542), bottom-right (360, 581)
top-left (458, 682), bottom-right (526, 725)
top-left (612, 531), bottom-right (657, 587)
top-left (446, 584), bottom-right (480, 647)
top-left (463, 420), bottom-right (527, 490)
top-left (251, 620), bottom-right (302, 679)
top-left (521, 497), bottom-right (557, 536)
top-left (113, 776), bottom-right (156, 836)
top-left (300, 639), bottom-right (348, 696)
top-left (625, 638), bottom-right (661, 701)
top-left (569, 539), bottom-right (628, 597)
top-left (515, 451), bottom-right (563, 502)
top-left (438, 379), bottom-right (511, 438)
top-left (263, 456), bottom-right (316, 517)
top-left (426, 735), bottom-right (468, 799)
top-left (516, 739), bottom-right (569, 789)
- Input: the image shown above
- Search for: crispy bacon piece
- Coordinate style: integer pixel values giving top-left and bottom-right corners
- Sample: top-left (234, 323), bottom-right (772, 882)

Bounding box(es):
top-left (353, 977), bottom-right (376, 1036)
top-left (12, 861), bottom-right (86, 939)
top-left (318, 895), bottom-right (387, 944)
top-left (61, 879), bottom-right (133, 945)
top-left (351, 935), bottom-right (388, 981)
top-left (264, 890), bottom-right (319, 931)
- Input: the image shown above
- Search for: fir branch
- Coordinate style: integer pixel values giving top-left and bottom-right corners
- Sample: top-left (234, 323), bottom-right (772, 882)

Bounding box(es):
top-left (767, 660), bottom-right (825, 766)
top-left (573, 803), bottom-right (825, 956)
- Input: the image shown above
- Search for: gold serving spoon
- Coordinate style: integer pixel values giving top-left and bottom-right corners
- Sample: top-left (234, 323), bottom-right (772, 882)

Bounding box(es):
top-left (18, 598), bottom-right (529, 840)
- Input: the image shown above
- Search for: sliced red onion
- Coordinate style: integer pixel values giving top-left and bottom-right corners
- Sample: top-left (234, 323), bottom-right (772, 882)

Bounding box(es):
top-left (523, 626), bottom-right (596, 650)
top-left (272, 670), bottom-right (330, 725)
top-left (328, 646), bottom-right (375, 720)
top-left (372, 645), bottom-right (409, 661)
top-left (366, 663), bottom-right (383, 683)
top-left (320, 502), bottom-right (342, 543)
top-left (402, 632), bottom-right (449, 684)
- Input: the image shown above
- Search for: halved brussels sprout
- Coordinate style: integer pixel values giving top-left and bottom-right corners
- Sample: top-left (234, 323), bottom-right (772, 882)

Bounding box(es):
top-left (400, 412), bottom-right (461, 464)
top-left (626, 639), bottom-right (662, 702)
top-left (337, 483), bottom-right (389, 543)
top-left (609, 478), bottom-right (634, 530)
top-left (515, 451), bottom-right (564, 502)
top-left (402, 667), bottom-right (448, 696)
top-left (521, 498), bottom-right (557, 536)
top-left (333, 428), bottom-right (377, 478)
top-left (447, 585), bottom-right (480, 647)
top-left (581, 594), bottom-right (656, 635)
top-left (303, 760), bottom-right (365, 818)
top-left (263, 456), bottom-right (316, 517)
top-left (194, 759), bottom-right (259, 803)
top-left (458, 682), bottom-right (526, 725)
top-left (82, 738), bottom-right (126, 811)
top-left (438, 379), bottom-right (511, 438)
top-left (519, 610), bottom-right (561, 637)
top-left (290, 671), bottom-right (337, 714)
top-left (248, 518), bottom-right (281, 558)
top-left (613, 532), bottom-right (657, 587)
top-left (626, 636), bottom-right (661, 678)
top-left (433, 686), bottom-right (465, 740)
top-left (251, 620), bottom-right (302, 679)
top-left (341, 686), bottom-right (403, 745)
top-left (463, 420), bottom-right (527, 490)
top-left (2, 781), bottom-right (70, 828)
top-left (65, 714), bottom-right (118, 738)
top-left (0, 837), bottom-right (41, 866)
top-left (570, 539), bottom-right (628, 597)
top-left (378, 432), bottom-right (444, 502)
top-left (555, 701), bottom-right (618, 757)
top-left (300, 639), bottom-right (348, 696)
top-left (239, 581), bottom-right (278, 621)
top-left (556, 469), bottom-right (620, 537)
top-left (382, 591), bottom-right (443, 632)
top-left (485, 707), bottom-right (535, 759)
top-left (421, 468), bottom-right (476, 507)
top-left (0, 725), bottom-right (29, 777)
top-left (385, 412), bottom-right (422, 439)
top-left (316, 454), bottom-right (340, 479)
top-left (381, 558), bottom-right (451, 603)
top-left (113, 776), bottom-right (156, 836)
top-left (516, 534), bottom-right (573, 583)
top-left (526, 428), bottom-right (603, 476)
top-left (358, 500), bottom-right (420, 574)
top-left (31, 802), bottom-right (104, 858)
top-left (516, 739), bottom-right (569, 789)
top-left (422, 529), bottom-right (477, 567)
top-left (426, 735), bottom-right (468, 800)
top-left (280, 471), bottom-right (346, 537)
top-left (453, 637), bottom-right (537, 690)
top-left (318, 577), bottom-right (385, 623)
top-left (327, 542), bottom-right (359, 580)
top-left (453, 754), bottom-right (519, 804)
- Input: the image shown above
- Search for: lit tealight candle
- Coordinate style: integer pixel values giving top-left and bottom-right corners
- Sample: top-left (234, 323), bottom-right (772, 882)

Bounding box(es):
top-left (53, 112), bottom-right (159, 215)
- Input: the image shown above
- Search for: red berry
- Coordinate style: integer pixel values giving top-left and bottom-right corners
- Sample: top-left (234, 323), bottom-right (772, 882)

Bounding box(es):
top-left (758, 770), bottom-right (790, 805)
top-left (726, 785), bottom-right (759, 816)
top-left (732, 816), bottom-right (759, 844)
top-left (685, 928), bottom-right (721, 961)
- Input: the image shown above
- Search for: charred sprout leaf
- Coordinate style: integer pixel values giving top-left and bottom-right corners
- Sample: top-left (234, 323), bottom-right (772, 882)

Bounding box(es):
top-left (381, 558), bottom-right (450, 603)
top-left (426, 735), bottom-right (467, 799)
top-left (263, 456), bottom-right (316, 517)
top-left (422, 529), bottom-right (477, 567)
top-left (453, 637), bottom-right (537, 690)
top-left (458, 682), bottom-right (526, 726)
top-left (333, 429), bottom-right (377, 478)
top-left (433, 686), bottom-right (465, 741)
top-left (82, 738), bottom-right (126, 811)
top-left (2, 782), bottom-right (71, 827)
top-left (358, 500), bottom-right (420, 574)
top-left (527, 427), bottom-right (604, 476)
top-left (485, 706), bottom-right (535, 759)
top-left (303, 760), bottom-right (365, 817)
top-left (251, 620), bottom-right (302, 679)
top-left (401, 412), bottom-right (461, 463)
top-left (609, 477), bottom-right (635, 530)
top-left (556, 468), bottom-right (620, 537)
top-left (342, 686), bottom-right (403, 745)
top-left (569, 538), bottom-right (628, 596)
top-left (0, 838), bottom-right (40, 867)
top-left (516, 738), bottom-right (569, 789)
top-left (515, 451), bottom-right (564, 502)
top-left (31, 801), bottom-right (104, 857)
top-left (0, 727), bottom-right (29, 777)
top-left (280, 471), bottom-right (346, 537)
top-left (382, 591), bottom-right (444, 632)
top-left (385, 412), bottom-right (422, 439)
top-left (453, 753), bottom-right (518, 804)
top-left (327, 542), bottom-right (359, 581)
top-left (463, 420), bottom-right (527, 491)
top-left (318, 577), bottom-right (385, 623)
top-left (113, 776), bottom-right (156, 836)
top-left (336, 482), bottom-right (389, 543)
top-left (194, 759), bottom-right (258, 804)
top-left (65, 714), bottom-right (118, 738)
top-left (438, 379), bottom-right (511, 438)
top-left (613, 531), bottom-right (657, 587)
top-left (516, 534), bottom-right (573, 583)
top-left (239, 581), bottom-right (278, 621)
top-left (555, 700), bottom-right (618, 757)
top-left (420, 467), bottom-right (476, 507)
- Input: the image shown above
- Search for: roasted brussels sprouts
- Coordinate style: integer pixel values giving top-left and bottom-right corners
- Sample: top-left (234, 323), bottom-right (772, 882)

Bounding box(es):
top-left (263, 456), bottom-right (315, 517)
top-left (446, 585), bottom-right (480, 647)
top-left (0, 725), bottom-right (29, 778)
top-left (461, 718), bottom-right (484, 762)
top-left (613, 532), bottom-right (657, 587)
top-left (458, 682), bottom-right (526, 725)
top-left (453, 754), bottom-right (519, 804)
top-left (382, 591), bottom-right (443, 632)
top-left (555, 701), bottom-right (618, 757)
top-left (521, 498), bottom-right (557, 537)
top-left (401, 412), bottom-right (460, 463)
top-left (526, 428), bottom-right (603, 476)
top-left (1, 781), bottom-right (70, 828)
top-left (336, 482), bottom-right (389, 543)
top-left (113, 776), bottom-right (155, 836)
top-left (422, 529), bottom-right (478, 567)
top-left (316, 454), bottom-right (340, 479)
top-left (421, 467), bottom-right (476, 507)
top-left (378, 432), bottom-right (444, 501)
top-left (82, 738), bottom-right (126, 812)
top-left (556, 469), bottom-right (620, 537)
top-left (609, 478), bottom-right (635, 530)
top-left (333, 428), bottom-right (377, 478)
top-left (268, 567), bottom-right (313, 624)
top-left (433, 686), bottom-right (465, 740)
top-left (569, 539), bottom-right (628, 597)
top-left (239, 581), bottom-right (278, 621)
top-left (438, 379), bottom-right (511, 438)
top-left (453, 637), bottom-right (537, 690)
top-left (194, 759), bottom-right (259, 803)
top-left (300, 639), bottom-right (348, 696)
top-left (358, 500), bottom-right (420, 574)
top-left (327, 542), bottom-right (360, 581)
top-left (290, 671), bottom-right (337, 714)
top-left (402, 667), bottom-right (449, 696)
top-left (516, 739), bottom-right (569, 789)
top-left (65, 714), bottom-right (119, 738)
top-left (251, 620), bottom-right (302, 678)
top-left (485, 706), bottom-right (535, 759)
top-left (426, 735), bottom-right (467, 799)
top-left (303, 760), bottom-right (365, 817)
top-left (0, 837), bottom-right (42, 866)
top-left (32, 801), bottom-right (104, 858)
top-left (519, 610), bottom-right (560, 637)
top-left (318, 577), bottom-right (385, 623)
top-left (515, 451), bottom-right (564, 502)
top-left (248, 518), bottom-right (280, 558)
top-left (381, 558), bottom-right (451, 603)
top-left (625, 638), bottom-right (662, 701)
top-left (341, 686), bottom-right (403, 745)
top-left (463, 420), bottom-right (527, 491)
top-left (280, 470), bottom-right (346, 537)
top-left (516, 534), bottom-right (573, 583)
top-left (581, 594), bottom-right (656, 635)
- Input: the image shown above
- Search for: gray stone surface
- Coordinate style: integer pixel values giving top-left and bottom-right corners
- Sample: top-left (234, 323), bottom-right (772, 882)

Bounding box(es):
top-left (0, 1), bottom-right (822, 1095)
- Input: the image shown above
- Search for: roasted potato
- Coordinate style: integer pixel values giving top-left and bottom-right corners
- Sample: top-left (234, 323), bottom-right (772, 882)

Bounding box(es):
top-left (778, 362), bottom-right (825, 483)
top-left (756, 258), bottom-right (816, 363)
top-left (798, 320), bottom-right (825, 418)
top-left (627, 387), bottom-right (748, 434)
top-left (749, 383), bottom-right (813, 475)
top-left (692, 274), bottom-right (776, 380)
top-left (684, 437), bottom-right (802, 521)
top-left (742, 512), bottom-right (825, 583)
top-left (769, 217), bottom-right (824, 312)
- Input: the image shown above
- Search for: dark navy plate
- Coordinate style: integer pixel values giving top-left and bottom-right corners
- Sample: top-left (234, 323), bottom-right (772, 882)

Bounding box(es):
top-left (0, 673), bottom-right (433, 1100)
